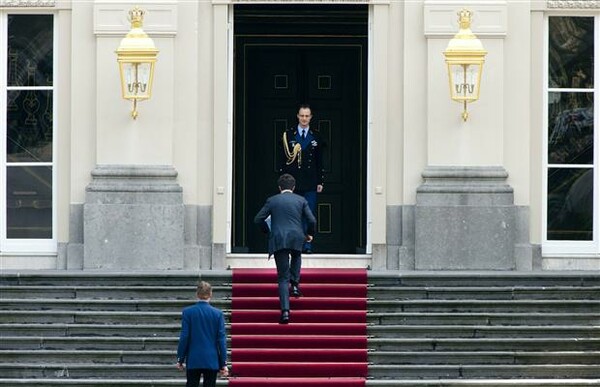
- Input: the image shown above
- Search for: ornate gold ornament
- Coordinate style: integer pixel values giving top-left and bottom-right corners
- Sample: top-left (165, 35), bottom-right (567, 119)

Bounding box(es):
top-left (116, 6), bottom-right (159, 119)
top-left (283, 132), bottom-right (302, 167)
top-left (443, 9), bottom-right (487, 122)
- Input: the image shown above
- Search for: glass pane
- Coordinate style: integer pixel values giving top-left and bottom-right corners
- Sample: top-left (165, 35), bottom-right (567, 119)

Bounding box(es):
top-left (6, 166), bottom-right (53, 239)
top-left (548, 92), bottom-right (593, 165)
top-left (122, 62), bottom-right (153, 99)
top-left (547, 168), bottom-right (593, 241)
top-left (450, 64), bottom-right (481, 101)
top-left (7, 15), bottom-right (53, 87)
top-left (549, 16), bottom-right (594, 89)
top-left (6, 90), bottom-right (53, 162)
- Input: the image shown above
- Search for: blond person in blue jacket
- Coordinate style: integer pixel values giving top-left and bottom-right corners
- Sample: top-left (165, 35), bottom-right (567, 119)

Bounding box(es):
top-left (176, 281), bottom-right (228, 387)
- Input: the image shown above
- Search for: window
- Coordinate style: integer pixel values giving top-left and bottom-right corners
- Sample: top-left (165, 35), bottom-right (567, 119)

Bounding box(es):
top-left (544, 15), bottom-right (598, 256)
top-left (0, 13), bottom-right (56, 253)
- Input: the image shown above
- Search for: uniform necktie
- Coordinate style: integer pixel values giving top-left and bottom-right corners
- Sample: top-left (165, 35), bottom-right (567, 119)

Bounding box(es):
top-left (302, 130), bottom-right (306, 139)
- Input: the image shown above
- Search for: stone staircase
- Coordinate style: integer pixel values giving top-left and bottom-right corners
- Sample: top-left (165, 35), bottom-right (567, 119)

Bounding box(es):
top-left (0, 269), bottom-right (599, 386)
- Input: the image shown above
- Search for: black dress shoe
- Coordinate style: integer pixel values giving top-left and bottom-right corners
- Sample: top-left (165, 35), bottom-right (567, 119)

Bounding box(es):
top-left (279, 310), bottom-right (290, 324)
top-left (291, 285), bottom-right (303, 298)
top-left (302, 248), bottom-right (313, 254)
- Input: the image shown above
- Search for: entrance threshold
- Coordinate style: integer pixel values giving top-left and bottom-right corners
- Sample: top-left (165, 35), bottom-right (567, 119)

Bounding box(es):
top-left (227, 253), bottom-right (371, 269)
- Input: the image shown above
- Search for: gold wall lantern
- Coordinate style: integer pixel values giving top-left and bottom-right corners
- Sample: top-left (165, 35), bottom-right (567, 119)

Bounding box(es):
top-left (116, 6), bottom-right (159, 119)
top-left (443, 9), bottom-right (487, 122)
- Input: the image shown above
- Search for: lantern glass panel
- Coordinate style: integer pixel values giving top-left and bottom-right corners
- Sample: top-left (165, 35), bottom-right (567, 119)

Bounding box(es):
top-left (449, 63), bottom-right (481, 102)
top-left (120, 62), bottom-right (153, 100)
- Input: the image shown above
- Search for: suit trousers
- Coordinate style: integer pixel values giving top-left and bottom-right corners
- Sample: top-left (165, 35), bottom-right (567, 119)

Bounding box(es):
top-left (186, 368), bottom-right (217, 387)
top-left (297, 190), bottom-right (317, 250)
top-left (274, 248), bottom-right (302, 311)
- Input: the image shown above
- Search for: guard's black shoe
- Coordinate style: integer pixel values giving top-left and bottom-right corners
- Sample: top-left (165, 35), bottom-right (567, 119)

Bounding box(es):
top-left (302, 248), bottom-right (313, 254)
top-left (279, 310), bottom-right (290, 324)
top-left (291, 285), bottom-right (303, 298)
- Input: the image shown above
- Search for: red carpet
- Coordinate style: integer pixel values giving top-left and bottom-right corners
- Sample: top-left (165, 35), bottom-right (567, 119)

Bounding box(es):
top-left (229, 268), bottom-right (368, 387)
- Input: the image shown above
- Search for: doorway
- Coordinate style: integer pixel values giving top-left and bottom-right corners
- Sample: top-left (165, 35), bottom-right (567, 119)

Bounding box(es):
top-left (232, 5), bottom-right (368, 254)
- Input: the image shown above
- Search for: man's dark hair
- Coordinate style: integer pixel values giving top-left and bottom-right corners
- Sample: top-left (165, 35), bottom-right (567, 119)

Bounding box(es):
top-left (278, 174), bottom-right (296, 190)
top-left (298, 104), bottom-right (311, 113)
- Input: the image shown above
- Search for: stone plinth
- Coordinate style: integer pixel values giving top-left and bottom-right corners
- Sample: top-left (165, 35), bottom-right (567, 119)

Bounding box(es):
top-left (415, 166), bottom-right (516, 270)
top-left (83, 165), bottom-right (184, 270)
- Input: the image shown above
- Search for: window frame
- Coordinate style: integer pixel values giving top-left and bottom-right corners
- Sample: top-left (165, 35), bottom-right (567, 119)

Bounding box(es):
top-left (0, 10), bottom-right (57, 254)
top-left (542, 12), bottom-right (600, 257)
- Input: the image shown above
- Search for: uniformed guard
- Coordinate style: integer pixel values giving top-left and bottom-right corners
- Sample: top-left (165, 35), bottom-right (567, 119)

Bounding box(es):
top-left (279, 104), bottom-right (325, 254)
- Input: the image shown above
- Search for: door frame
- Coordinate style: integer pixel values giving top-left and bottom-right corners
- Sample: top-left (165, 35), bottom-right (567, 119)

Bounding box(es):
top-left (225, 4), bottom-right (373, 255)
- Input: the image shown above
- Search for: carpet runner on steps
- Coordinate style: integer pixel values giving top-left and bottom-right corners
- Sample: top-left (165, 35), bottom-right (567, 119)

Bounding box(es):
top-left (229, 268), bottom-right (368, 387)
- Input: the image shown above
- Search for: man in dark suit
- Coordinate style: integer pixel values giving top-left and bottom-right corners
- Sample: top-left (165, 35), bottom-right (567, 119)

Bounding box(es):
top-left (176, 281), bottom-right (228, 387)
top-left (279, 104), bottom-right (324, 254)
top-left (254, 173), bottom-right (316, 324)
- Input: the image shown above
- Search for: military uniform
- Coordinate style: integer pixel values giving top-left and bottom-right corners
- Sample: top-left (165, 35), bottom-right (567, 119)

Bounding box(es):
top-left (279, 125), bottom-right (324, 253)
top-left (279, 126), bottom-right (325, 193)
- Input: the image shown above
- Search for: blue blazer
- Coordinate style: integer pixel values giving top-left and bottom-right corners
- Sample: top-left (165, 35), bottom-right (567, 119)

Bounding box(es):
top-left (254, 191), bottom-right (316, 254)
top-left (177, 301), bottom-right (227, 370)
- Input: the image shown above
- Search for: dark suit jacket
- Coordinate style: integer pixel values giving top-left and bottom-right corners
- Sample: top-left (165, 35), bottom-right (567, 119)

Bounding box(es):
top-left (279, 126), bottom-right (325, 192)
top-left (254, 191), bottom-right (316, 254)
top-left (176, 301), bottom-right (227, 370)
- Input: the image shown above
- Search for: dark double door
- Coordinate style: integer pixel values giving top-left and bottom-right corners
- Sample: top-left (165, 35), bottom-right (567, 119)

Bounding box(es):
top-left (233, 6), bottom-right (367, 254)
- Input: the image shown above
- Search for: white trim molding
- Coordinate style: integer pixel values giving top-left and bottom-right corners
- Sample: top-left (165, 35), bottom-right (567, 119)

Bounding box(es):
top-left (424, 0), bottom-right (507, 38)
top-left (547, 0), bottom-right (600, 8)
top-left (93, 1), bottom-right (177, 37)
top-left (0, 0), bottom-right (54, 6)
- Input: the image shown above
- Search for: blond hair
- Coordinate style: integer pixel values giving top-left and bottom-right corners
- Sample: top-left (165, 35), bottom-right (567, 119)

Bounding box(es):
top-left (196, 281), bottom-right (212, 300)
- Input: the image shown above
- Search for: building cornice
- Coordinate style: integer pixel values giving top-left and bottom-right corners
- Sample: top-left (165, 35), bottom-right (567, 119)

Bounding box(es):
top-left (0, 0), bottom-right (54, 6)
top-left (547, 0), bottom-right (600, 8)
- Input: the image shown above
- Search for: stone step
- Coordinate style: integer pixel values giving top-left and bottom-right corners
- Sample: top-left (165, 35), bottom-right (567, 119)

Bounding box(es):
top-left (3, 336), bottom-right (598, 352)
top-left (2, 284), bottom-right (598, 300)
top-left (1, 379), bottom-right (596, 387)
top-left (368, 364), bottom-right (600, 379)
top-left (0, 336), bottom-right (178, 351)
top-left (0, 271), bottom-right (231, 287)
top-left (3, 310), bottom-right (598, 326)
top-left (367, 351), bottom-right (600, 365)
top-left (367, 272), bottom-right (600, 287)
top-left (0, 380), bottom-right (190, 387)
top-left (0, 363), bottom-right (182, 379)
top-left (369, 312), bottom-right (600, 326)
top-left (0, 286), bottom-right (229, 300)
top-left (368, 299), bottom-right (599, 313)
top-left (0, 311), bottom-right (181, 325)
top-left (0, 323), bottom-right (181, 337)
top-left (369, 286), bottom-right (600, 300)
top-left (365, 380), bottom-right (600, 387)
top-left (369, 337), bottom-right (600, 352)
top-left (0, 298), bottom-right (223, 311)
top-left (3, 270), bottom-right (598, 287)
top-left (0, 270), bottom-right (597, 385)
top-left (0, 349), bottom-right (596, 366)
top-left (4, 298), bottom-right (596, 312)
top-left (0, 350), bottom-right (176, 364)
top-left (1, 362), bottom-right (597, 379)
top-left (369, 325), bottom-right (600, 338)
top-left (2, 322), bottom-right (595, 338)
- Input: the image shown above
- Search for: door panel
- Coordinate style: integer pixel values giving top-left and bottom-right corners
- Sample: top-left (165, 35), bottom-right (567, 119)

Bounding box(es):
top-left (234, 39), bottom-right (366, 254)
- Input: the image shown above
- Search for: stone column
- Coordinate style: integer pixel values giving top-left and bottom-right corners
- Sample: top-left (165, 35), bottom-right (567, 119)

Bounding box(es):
top-left (83, 165), bottom-right (184, 270)
top-left (415, 166), bottom-right (516, 270)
